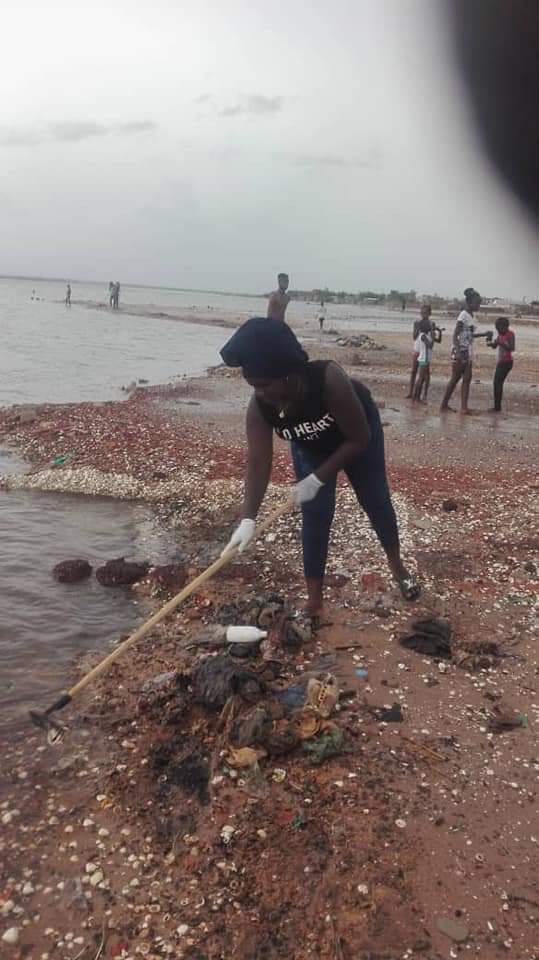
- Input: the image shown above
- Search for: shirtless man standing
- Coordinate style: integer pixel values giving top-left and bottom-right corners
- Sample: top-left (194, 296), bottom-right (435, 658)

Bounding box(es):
top-left (267, 272), bottom-right (291, 323)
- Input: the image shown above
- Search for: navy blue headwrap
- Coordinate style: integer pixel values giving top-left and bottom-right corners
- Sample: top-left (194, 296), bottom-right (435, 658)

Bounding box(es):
top-left (220, 317), bottom-right (309, 379)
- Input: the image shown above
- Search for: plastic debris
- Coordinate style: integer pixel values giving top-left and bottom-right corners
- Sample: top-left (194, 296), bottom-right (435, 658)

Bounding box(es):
top-left (191, 655), bottom-right (266, 711)
top-left (399, 618), bottom-right (452, 658)
top-left (436, 918), bottom-right (470, 943)
top-left (302, 726), bottom-right (345, 765)
top-left (226, 626), bottom-right (268, 644)
top-left (376, 702), bottom-right (404, 723)
top-left (226, 746), bottom-right (266, 768)
top-left (274, 684), bottom-right (307, 711)
top-left (488, 703), bottom-right (529, 732)
top-left (306, 673), bottom-right (339, 717)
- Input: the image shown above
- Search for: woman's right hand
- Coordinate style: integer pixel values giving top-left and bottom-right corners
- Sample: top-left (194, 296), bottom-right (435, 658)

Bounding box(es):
top-left (221, 519), bottom-right (256, 555)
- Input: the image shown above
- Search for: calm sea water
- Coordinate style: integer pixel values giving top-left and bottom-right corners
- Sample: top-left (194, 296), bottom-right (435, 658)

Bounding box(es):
top-left (0, 278), bottom-right (230, 405)
top-left (0, 276), bottom-right (425, 406)
top-left (0, 448), bottom-right (185, 730)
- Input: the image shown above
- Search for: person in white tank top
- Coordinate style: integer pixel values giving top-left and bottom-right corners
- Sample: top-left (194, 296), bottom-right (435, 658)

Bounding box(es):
top-left (412, 318), bottom-right (441, 402)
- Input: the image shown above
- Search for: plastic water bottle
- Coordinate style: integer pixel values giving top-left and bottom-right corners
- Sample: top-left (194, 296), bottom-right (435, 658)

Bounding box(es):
top-left (225, 626), bottom-right (267, 644)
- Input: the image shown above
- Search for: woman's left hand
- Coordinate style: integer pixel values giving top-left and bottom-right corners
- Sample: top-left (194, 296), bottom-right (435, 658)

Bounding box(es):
top-left (293, 472), bottom-right (324, 506)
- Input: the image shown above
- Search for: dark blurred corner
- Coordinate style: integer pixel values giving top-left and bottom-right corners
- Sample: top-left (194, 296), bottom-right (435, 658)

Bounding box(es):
top-left (448, 0), bottom-right (539, 224)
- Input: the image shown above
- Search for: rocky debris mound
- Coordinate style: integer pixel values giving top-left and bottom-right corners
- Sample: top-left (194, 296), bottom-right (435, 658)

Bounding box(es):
top-left (52, 558), bottom-right (93, 583)
top-left (137, 562), bottom-right (188, 599)
top-left (336, 334), bottom-right (385, 350)
top-left (400, 617), bottom-right (452, 658)
top-left (399, 618), bottom-right (506, 670)
top-left (95, 557), bottom-right (149, 587)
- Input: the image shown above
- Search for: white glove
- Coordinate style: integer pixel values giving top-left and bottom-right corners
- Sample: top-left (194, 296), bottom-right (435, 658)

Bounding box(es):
top-left (222, 518), bottom-right (256, 555)
top-left (293, 472), bottom-right (324, 507)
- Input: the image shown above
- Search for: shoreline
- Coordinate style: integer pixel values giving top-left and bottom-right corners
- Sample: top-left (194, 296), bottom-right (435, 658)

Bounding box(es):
top-left (1, 324), bottom-right (538, 958)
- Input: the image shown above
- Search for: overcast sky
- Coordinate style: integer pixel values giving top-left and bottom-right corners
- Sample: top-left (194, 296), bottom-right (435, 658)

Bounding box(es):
top-left (1, 0), bottom-right (537, 298)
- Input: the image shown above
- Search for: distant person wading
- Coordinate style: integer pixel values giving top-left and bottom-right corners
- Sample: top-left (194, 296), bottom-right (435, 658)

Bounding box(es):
top-left (318, 301), bottom-right (326, 333)
top-left (220, 317), bottom-right (420, 617)
top-left (109, 281), bottom-right (120, 310)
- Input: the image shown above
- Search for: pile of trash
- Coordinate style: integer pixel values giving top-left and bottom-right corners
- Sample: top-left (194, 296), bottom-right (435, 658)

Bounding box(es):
top-left (138, 596), bottom-right (351, 773)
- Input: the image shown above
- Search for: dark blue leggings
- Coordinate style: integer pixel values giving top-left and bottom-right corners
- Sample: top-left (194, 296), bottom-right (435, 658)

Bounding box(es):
top-left (291, 414), bottom-right (399, 579)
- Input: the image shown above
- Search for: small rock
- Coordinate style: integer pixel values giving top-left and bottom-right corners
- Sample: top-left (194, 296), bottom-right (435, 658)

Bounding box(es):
top-left (22, 882), bottom-right (34, 895)
top-left (95, 557), bottom-right (149, 587)
top-left (2, 927), bottom-right (19, 945)
top-left (442, 499), bottom-right (458, 513)
top-left (18, 406), bottom-right (37, 425)
top-left (89, 870), bottom-right (104, 887)
top-left (141, 671), bottom-right (178, 694)
top-left (1, 900), bottom-right (15, 916)
top-left (52, 559), bottom-right (92, 584)
top-left (85, 862), bottom-right (98, 874)
top-left (357, 884), bottom-right (369, 896)
top-left (395, 818), bottom-right (407, 829)
top-left (98, 827), bottom-right (109, 838)
top-left (436, 917), bottom-right (469, 943)
top-left (221, 825), bottom-right (235, 845)
top-left (82, 818), bottom-right (94, 828)
top-left (177, 924), bottom-right (189, 936)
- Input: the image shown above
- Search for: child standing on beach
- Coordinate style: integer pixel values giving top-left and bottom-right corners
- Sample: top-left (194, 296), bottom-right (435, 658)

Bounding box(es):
top-left (406, 303), bottom-right (435, 398)
top-left (488, 317), bottom-right (515, 412)
top-left (412, 317), bottom-right (441, 402)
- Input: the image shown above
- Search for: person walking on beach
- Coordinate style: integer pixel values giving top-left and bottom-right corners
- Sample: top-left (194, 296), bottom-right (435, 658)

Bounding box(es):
top-left (220, 317), bottom-right (420, 616)
top-left (406, 303), bottom-right (436, 398)
top-left (487, 317), bottom-right (515, 413)
top-left (108, 281), bottom-right (115, 308)
top-left (113, 281), bottom-right (120, 310)
top-left (65, 283), bottom-right (71, 307)
top-left (267, 273), bottom-right (290, 323)
top-left (440, 287), bottom-right (488, 414)
top-left (412, 314), bottom-right (441, 403)
top-left (318, 301), bottom-right (327, 333)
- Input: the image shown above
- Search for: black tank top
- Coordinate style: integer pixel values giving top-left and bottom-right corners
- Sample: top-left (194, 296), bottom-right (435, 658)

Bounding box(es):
top-left (257, 360), bottom-right (377, 456)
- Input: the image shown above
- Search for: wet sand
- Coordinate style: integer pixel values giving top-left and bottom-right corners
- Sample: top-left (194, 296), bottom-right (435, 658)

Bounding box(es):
top-left (1, 322), bottom-right (538, 959)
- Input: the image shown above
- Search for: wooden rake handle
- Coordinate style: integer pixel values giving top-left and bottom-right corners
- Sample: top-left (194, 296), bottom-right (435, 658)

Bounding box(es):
top-left (67, 497), bottom-right (295, 700)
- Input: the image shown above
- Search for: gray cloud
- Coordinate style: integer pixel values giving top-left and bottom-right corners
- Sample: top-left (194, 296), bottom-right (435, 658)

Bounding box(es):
top-left (215, 94), bottom-right (283, 118)
top-left (218, 105), bottom-right (243, 118)
top-left (0, 120), bottom-right (157, 147)
top-left (114, 121), bottom-right (157, 135)
top-left (294, 153), bottom-right (381, 170)
top-left (49, 122), bottom-right (108, 142)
